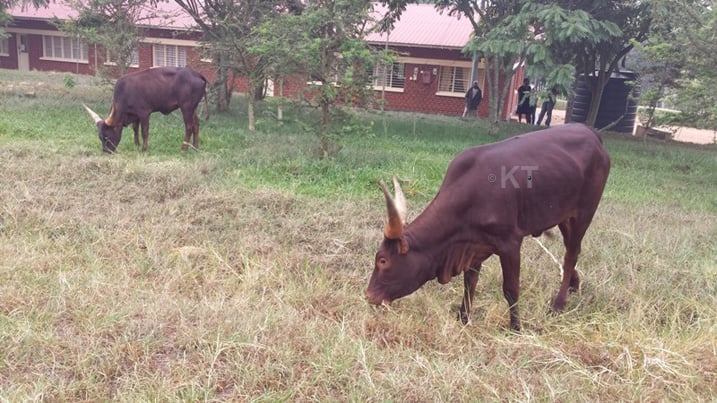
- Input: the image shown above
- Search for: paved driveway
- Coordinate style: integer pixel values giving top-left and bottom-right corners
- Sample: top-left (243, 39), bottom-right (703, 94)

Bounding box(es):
top-left (547, 109), bottom-right (716, 145)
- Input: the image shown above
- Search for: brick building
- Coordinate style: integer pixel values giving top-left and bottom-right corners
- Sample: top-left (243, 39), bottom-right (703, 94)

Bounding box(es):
top-left (1, 2), bottom-right (518, 119)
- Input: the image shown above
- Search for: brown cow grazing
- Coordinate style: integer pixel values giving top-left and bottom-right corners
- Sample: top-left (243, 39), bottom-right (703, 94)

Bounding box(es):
top-left (83, 67), bottom-right (208, 153)
top-left (366, 123), bottom-right (610, 331)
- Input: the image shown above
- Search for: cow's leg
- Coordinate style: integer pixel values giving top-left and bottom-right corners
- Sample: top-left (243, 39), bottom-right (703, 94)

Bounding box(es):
top-left (181, 109), bottom-right (194, 151)
top-left (459, 266), bottom-right (481, 325)
top-left (132, 122), bottom-right (140, 147)
top-left (499, 245), bottom-right (522, 331)
top-left (140, 118), bottom-right (149, 152)
top-left (192, 112), bottom-right (199, 150)
top-left (553, 217), bottom-right (590, 312)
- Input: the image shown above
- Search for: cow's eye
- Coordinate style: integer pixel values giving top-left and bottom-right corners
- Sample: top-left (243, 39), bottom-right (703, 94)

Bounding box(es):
top-left (378, 258), bottom-right (388, 266)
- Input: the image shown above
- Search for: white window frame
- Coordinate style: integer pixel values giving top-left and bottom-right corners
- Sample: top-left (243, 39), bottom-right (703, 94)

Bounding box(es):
top-left (152, 44), bottom-right (187, 68)
top-left (437, 65), bottom-right (470, 97)
top-left (104, 48), bottom-right (140, 68)
top-left (0, 37), bottom-right (9, 56)
top-left (41, 34), bottom-right (88, 63)
top-left (371, 62), bottom-right (405, 93)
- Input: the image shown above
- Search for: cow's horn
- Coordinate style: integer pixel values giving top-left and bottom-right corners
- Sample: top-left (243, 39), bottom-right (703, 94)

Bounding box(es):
top-left (82, 103), bottom-right (103, 124)
top-left (379, 177), bottom-right (406, 239)
top-left (104, 105), bottom-right (115, 126)
top-left (391, 176), bottom-right (407, 224)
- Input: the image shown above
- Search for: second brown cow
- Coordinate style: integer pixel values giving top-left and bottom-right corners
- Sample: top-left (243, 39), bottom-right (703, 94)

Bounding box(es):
top-left (366, 124), bottom-right (611, 331)
top-left (83, 67), bottom-right (208, 153)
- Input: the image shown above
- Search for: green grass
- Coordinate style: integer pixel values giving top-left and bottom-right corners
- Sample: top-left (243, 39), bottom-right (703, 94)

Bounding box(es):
top-left (0, 69), bottom-right (716, 401)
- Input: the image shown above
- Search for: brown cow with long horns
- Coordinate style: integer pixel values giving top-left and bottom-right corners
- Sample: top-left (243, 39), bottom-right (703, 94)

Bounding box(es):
top-left (366, 124), bottom-right (610, 331)
top-left (83, 67), bottom-right (208, 153)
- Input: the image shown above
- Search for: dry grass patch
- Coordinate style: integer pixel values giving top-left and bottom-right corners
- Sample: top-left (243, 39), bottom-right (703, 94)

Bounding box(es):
top-left (1, 135), bottom-right (715, 400)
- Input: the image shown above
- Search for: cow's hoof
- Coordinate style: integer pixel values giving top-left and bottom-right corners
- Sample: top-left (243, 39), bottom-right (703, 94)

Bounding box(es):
top-left (458, 310), bottom-right (470, 325)
top-left (551, 298), bottom-right (566, 314)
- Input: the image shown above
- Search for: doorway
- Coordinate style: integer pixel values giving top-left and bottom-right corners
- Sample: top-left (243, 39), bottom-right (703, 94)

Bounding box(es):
top-left (17, 34), bottom-right (29, 71)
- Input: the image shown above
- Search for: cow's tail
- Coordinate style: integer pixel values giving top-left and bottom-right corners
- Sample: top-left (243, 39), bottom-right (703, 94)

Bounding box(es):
top-left (199, 73), bottom-right (210, 121)
top-left (202, 89), bottom-right (210, 120)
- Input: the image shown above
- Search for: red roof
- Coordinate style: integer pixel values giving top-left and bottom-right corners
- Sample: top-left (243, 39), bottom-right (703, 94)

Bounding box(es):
top-left (9, 0), bottom-right (195, 30)
top-left (367, 3), bottom-right (474, 49)
top-left (10, 1), bottom-right (474, 48)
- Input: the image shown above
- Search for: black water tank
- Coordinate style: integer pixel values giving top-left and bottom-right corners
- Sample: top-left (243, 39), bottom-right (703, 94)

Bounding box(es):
top-left (569, 71), bottom-right (640, 133)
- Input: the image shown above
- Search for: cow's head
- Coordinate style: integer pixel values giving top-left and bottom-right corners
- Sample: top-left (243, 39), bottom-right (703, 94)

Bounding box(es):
top-left (83, 104), bottom-right (121, 153)
top-left (366, 177), bottom-right (434, 305)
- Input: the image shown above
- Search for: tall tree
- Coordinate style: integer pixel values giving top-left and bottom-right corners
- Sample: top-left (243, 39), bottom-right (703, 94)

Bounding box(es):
top-left (646, 0), bottom-right (717, 130)
top-left (61, 0), bottom-right (155, 76)
top-left (250, 0), bottom-right (377, 155)
top-left (248, 10), bottom-right (305, 121)
top-left (173, 0), bottom-right (295, 130)
top-left (382, 0), bottom-right (649, 130)
top-left (554, 0), bottom-right (651, 127)
top-left (279, 0), bottom-right (377, 156)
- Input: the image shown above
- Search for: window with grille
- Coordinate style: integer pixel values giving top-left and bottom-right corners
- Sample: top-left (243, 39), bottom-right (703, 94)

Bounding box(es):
top-left (42, 35), bottom-right (88, 62)
top-left (0, 37), bottom-right (9, 56)
top-left (153, 44), bottom-right (187, 67)
top-left (372, 62), bottom-right (405, 90)
top-left (437, 66), bottom-right (470, 94)
top-left (105, 48), bottom-right (139, 67)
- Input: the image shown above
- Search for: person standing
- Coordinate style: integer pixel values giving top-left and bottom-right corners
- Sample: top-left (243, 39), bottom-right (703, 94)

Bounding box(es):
top-left (463, 81), bottom-right (483, 118)
top-left (516, 78), bottom-right (532, 123)
top-left (537, 86), bottom-right (558, 127)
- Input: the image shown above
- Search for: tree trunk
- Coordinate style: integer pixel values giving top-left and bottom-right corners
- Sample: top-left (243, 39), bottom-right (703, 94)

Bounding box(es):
top-left (485, 55), bottom-right (502, 134)
top-left (585, 71), bottom-right (608, 127)
top-left (277, 77), bottom-right (284, 121)
top-left (247, 77), bottom-right (257, 132)
top-left (212, 52), bottom-right (231, 113)
top-left (214, 72), bottom-right (229, 113)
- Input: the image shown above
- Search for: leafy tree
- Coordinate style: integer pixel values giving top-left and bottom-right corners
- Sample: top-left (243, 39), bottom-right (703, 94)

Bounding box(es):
top-left (644, 1), bottom-right (717, 130)
top-left (254, 0), bottom-right (378, 156)
top-left (173, 0), bottom-right (298, 130)
top-left (247, 3), bottom-right (306, 121)
top-left (446, 0), bottom-right (522, 131)
top-left (383, 0), bottom-right (649, 130)
top-left (551, 0), bottom-right (651, 127)
top-left (61, 0), bottom-right (155, 76)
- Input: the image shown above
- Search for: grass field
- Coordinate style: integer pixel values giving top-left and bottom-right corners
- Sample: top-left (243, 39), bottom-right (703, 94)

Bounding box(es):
top-left (1, 69), bottom-right (716, 401)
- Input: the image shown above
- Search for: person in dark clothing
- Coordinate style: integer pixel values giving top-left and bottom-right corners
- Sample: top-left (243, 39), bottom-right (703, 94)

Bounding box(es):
top-left (537, 87), bottom-right (558, 127)
top-left (516, 78), bottom-right (532, 123)
top-left (463, 81), bottom-right (483, 118)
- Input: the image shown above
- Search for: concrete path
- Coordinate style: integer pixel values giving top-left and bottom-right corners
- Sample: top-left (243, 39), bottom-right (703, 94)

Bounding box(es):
top-left (541, 109), bottom-right (716, 145)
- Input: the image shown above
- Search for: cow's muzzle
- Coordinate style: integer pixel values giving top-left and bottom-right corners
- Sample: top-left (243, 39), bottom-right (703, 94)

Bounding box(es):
top-left (365, 290), bottom-right (390, 306)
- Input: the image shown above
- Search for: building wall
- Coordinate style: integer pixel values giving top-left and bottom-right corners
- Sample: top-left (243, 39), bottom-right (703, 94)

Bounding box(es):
top-left (1, 19), bottom-right (216, 80)
top-left (2, 16), bottom-right (517, 119)
top-left (0, 34), bottom-right (18, 69)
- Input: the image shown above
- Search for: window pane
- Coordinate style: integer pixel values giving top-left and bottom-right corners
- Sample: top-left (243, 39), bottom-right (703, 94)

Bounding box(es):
top-left (53, 37), bottom-right (62, 58)
top-left (391, 63), bottom-right (405, 88)
top-left (62, 37), bottom-right (71, 59)
top-left (373, 64), bottom-right (386, 87)
top-left (71, 38), bottom-right (80, 59)
top-left (154, 45), bottom-right (164, 66)
top-left (178, 47), bottom-right (186, 67)
top-left (454, 67), bottom-right (466, 93)
top-left (43, 36), bottom-right (51, 57)
top-left (437, 67), bottom-right (451, 92)
top-left (167, 46), bottom-right (176, 67)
